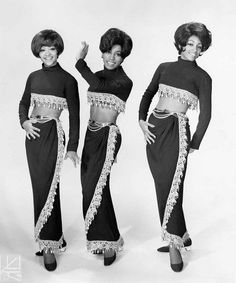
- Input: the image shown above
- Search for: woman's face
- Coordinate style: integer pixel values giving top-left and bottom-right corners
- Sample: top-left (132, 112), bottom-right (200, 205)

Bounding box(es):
top-left (39, 45), bottom-right (58, 67)
top-left (102, 44), bottom-right (123, 70)
top-left (181, 35), bottom-right (202, 61)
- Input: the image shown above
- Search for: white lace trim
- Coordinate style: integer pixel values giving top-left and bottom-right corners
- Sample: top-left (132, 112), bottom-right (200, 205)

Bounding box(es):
top-left (161, 114), bottom-right (189, 249)
top-left (31, 93), bottom-right (68, 110)
top-left (38, 235), bottom-right (64, 253)
top-left (34, 118), bottom-right (65, 243)
top-left (158, 83), bottom-right (198, 110)
top-left (87, 91), bottom-right (125, 113)
top-left (87, 236), bottom-right (124, 254)
top-left (84, 125), bottom-right (119, 234)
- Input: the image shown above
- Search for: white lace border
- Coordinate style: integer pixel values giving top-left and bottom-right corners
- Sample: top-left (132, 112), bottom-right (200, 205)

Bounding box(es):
top-left (87, 236), bottom-right (124, 254)
top-left (158, 83), bottom-right (198, 110)
top-left (161, 113), bottom-right (189, 249)
top-left (34, 118), bottom-right (65, 252)
top-left (87, 91), bottom-right (126, 113)
top-left (84, 125), bottom-right (119, 235)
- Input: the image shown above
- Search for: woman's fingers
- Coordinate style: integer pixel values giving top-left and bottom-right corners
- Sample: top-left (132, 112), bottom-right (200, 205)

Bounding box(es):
top-left (145, 134), bottom-right (155, 144)
top-left (32, 126), bottom-right (40, 132)
top-left (146, 122), bottom-right (155, 128)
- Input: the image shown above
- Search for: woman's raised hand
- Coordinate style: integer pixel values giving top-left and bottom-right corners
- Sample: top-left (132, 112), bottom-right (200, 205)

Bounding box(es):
top-left (22, 120), bottom-right (40, 140)
top-left (76, 41), bottom-right (89, 61)
top-left (139, 119), bottom-right (156, 144)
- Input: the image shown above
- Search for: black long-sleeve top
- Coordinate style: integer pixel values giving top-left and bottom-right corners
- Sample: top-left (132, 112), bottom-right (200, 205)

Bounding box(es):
top-left (19, 63), bottom-right (80, 152)
top-left (139, 57), bottom-right (212, 149)
top-left (75, 59), bottom-right (133, 102)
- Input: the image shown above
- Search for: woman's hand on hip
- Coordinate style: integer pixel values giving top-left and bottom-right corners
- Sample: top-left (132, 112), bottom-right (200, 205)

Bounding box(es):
top-left (76, 41), bottom-right (89, 61)
top-left (139, 119), bottom-right (156, 144)
top-left (22, 120), bottom-right (40, 140)
top-left (65, 151), bottom-right (80, 167)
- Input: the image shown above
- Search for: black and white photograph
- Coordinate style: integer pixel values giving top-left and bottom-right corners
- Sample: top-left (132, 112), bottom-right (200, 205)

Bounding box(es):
top-left (0, 0), bottom-right (235, 282)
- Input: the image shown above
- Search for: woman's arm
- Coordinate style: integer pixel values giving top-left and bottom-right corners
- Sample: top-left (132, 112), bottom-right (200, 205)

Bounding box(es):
top-left (138, 63), bottom-right (166, 121)
top-left (75, 42), bottom-right (131, 93)
top-left (65, 77), bottom-right (80, 152)
top-left (18, 74), bottom-right (32, 127)
top-left (190, 73), bottom-right (212, 149)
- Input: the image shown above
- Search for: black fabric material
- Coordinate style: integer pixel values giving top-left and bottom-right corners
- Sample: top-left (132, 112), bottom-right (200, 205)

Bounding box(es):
top-left (81, 125), bottom-right (121, 242)
top-left (25, 120), bottom-right (63, 241)
top-left (139, 57), bottom-right (212, 149)
top-left (19, 63), bottom-right (80, 151)
top-left (146, 113), bottom-right (190, 238)
top-left (75, 59), bottom-right (133, 102)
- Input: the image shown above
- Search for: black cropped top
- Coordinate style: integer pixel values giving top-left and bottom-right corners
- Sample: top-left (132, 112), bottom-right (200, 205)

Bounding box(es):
top-left (75, 58), bottom-right (133, 113)
top-left (18, 63), bottom-right (80, 151)
top-left (139, 57), bottom-right (212, 149)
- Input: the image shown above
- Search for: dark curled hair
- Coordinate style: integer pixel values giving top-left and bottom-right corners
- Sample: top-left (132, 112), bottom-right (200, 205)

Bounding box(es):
top-left (99, 28), bottom-right (133, 59)
top-left (174, 22), bottom-right (212, 54)
top-left (31, 29), bottom-right (64, 57)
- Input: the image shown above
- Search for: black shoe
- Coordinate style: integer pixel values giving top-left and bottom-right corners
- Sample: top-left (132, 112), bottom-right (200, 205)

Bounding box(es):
top-left (43, 252), bottom-right (57, 271)
top-left (169, 246), bottom-right (183, 272)
top-left (104, 251), bottom-right (116, 266)
top-left (157, 238), bottom-right (192, 253)
top-left (171, 261), bottom-right (183, 272)
top-left (36, 239), bottom-right (67, 256)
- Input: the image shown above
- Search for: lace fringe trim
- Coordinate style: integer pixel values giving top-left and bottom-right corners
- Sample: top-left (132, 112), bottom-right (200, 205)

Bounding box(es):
top-left (34, 118), bottom-right (65, 241)
top-left (158, 83), bottom-right (198, 110)
top-left (84, 125), bottom-right (118, 234)
top-left (87, 236), bottom-right (124, 254)
top-left (161, 231), bottom-right (190, 249)
top-left (31, 93), bottom-right (68, 110)
top-left (38, 235), bottom-right (64, 253)
top-left (161, 114), bottom-right (189, 249)
top-left (87, 91), bottom-right (126, 113)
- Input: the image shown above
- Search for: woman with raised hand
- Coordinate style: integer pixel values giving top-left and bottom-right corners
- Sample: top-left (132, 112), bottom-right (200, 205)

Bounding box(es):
top-left (75, 28), bottom-right (133, 266)
top-left (139, 22), bottom-right (212, 272)
top-left (19, 29), bottom-right (80, 271)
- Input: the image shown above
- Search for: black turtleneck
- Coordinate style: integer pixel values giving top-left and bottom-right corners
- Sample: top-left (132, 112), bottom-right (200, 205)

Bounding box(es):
top-left (19, 63), bottom-right (80, 152)
top-left (75, 58), bottom-right (133, 102)
top-left (138, 57), bottom-right (212, 149)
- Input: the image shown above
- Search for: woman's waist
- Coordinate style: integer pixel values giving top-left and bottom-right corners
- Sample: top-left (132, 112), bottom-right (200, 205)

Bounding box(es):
top-left (87, 119), bottom-right (118, 132)
top-left (156, 98), bottom-right (189, 114)
top-left (90, 105), bottom-right (118, 124)
top-left (152, 108), bottom-right (188, 120)
top-left (31, 107), bottom-right (62, 120)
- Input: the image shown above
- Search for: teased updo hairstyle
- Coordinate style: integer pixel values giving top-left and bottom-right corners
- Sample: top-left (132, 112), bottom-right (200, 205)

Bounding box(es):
top-left (31, 29), bottom-right (64, 58)
top-left (99, 28), bottom-right (133, 59)
top-left (174, 22), bottom-right (212, 54)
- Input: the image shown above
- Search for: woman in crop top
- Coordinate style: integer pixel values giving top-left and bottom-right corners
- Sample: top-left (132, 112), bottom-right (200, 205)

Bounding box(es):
top-left (18, 30), bottom-right (80, 271)
top-left (138, 22), bottom-right (212, 272)
top-left (75, 28), bottom-right (133, 266)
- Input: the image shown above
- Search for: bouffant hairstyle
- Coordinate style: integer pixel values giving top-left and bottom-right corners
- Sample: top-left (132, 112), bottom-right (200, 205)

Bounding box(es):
top-left (99, 28), bottom-right (133, 59)
top-left (174, 22), bottom-right (212, 54)
top-left (31, 29), bottom-right (64, 58)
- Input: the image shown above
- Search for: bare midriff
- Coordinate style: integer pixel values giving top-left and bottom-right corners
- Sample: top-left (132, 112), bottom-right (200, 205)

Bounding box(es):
top-left (155, 97), bottom-right (189, 114)
top-left (31, 105), bottom-right (62, 119)
top-left (90, 105), bottom-right (119, 124)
